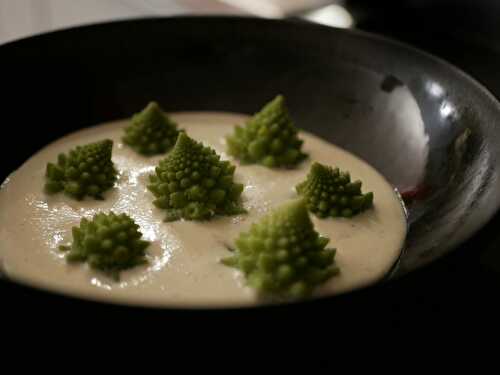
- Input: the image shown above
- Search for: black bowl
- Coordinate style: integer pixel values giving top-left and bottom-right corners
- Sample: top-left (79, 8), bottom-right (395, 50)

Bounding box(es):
top-left (1, 16), bottom-right (500, 313)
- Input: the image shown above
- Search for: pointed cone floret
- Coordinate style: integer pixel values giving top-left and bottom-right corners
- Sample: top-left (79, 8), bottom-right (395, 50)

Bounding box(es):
top-left (44, 139), bottom-right (117, 200)
top-left (60, 212), bottom-right (150, 280)
top-left (222, 199), bottom-right (338, 299)
top-left (296, 162), bottom-right (374, 218)
top-left (147, 132), bottom-right (246, 221)
top-left (226, 95), bottom-right (307, 168)
top-left (123, 101), bottom-right (180, 155)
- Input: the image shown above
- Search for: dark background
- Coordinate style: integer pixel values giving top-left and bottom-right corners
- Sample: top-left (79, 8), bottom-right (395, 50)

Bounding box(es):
top-left (2, 0), bottom-right (500, 333)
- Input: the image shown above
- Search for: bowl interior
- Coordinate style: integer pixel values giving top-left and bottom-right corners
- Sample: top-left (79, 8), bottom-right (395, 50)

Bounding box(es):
top-left (1, 17), bottom-right (500, 278)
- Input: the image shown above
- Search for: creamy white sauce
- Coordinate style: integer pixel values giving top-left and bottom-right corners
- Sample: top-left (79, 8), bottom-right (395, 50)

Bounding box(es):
top-left (0, 112), bottom-right (406, 308)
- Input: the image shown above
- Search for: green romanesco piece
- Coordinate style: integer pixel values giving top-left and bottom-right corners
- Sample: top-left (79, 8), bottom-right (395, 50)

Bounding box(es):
top-left (44, 139), bottom-right (117, 200)
top-left (226, 95), bottom-right (307, 168)
top-left (59, 212), bottom-right (150, 280)
top-left (222, 199), bottom-right (338, 299)
top-left (296, 162), bottom-right (374, 218)
top-left (123, 101), bottom-right (180, 156)
top-left (147, 132), bottom-right (246, 221)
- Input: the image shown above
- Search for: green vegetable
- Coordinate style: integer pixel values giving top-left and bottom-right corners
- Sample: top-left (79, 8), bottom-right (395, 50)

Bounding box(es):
top-left (296, 162), bottom-right (374, 218)
top-left (222, 199), bottom-right (338, 299)
top-left (60, 212), bottom-right (150, 280)
top-left (226, 95), bottom-right (307, 168)
top-left (123, 101), bottom-right (180, 156)
top-left (44, 139), bottom-right (117, 200)
top-left (147, 132), bottom-right (246, 221)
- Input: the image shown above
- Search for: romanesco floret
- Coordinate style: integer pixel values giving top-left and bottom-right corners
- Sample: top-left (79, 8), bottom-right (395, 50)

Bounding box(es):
top-left (123, 101), bottom-right (180, 156)
top-left (147, 132), bottom-right (246, 221)
top-left (59, 212), bottom-right (150, 280)
top-left (44, 139), bottom-right (117, 200)
top-left (222, 199), bottom-right (338, 299)
top-left (296, 162), bottom-right (374, 218)
top-left (226, 95), bottom-right (307, 168)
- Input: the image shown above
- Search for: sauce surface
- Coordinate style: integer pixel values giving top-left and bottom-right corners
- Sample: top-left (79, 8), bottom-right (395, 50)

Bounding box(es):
top-left (0, 112), bottom-right (406, 307)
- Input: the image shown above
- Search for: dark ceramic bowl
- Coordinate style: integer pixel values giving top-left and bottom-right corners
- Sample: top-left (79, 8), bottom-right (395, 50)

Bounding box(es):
top-left (1, 17), bottom-right (500, 312)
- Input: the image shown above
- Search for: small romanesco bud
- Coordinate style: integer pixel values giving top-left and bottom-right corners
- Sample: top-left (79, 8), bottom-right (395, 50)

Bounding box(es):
top-left (222, 199), bottom-right (338, 299)
top-left (296, 162), bottom-right (374, 218)
top-left (226, 95), bottom-right (307, 168)
top-left (147, 132), bottom-right (246, 221)
top-left (44, 139), bottom-right (117, 200)
top-left (59, 212), bottom-right (150, 280)
top-left (123, 101), bottom-right (181, 156)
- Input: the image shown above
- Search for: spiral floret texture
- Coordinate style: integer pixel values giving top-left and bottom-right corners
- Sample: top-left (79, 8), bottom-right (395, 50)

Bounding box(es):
top-left (44, 139), bottom-right (117, 200)
top-left (123, 101), bottom-right (180, 156)
top-left (296, 162), bottom-right (374, 218)
top-left (147, 132), bottom-right (246, 221)
top-left (222, 199), bottom-right (338, 299)
top-left (226, 95), bottom-right (307, 168)
top-left (60, 212), bottom-right (150, 280)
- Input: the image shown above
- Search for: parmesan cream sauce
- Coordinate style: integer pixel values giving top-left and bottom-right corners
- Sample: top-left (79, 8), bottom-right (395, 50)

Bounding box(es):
top-left (0, 112), bottom-right (406, 307)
